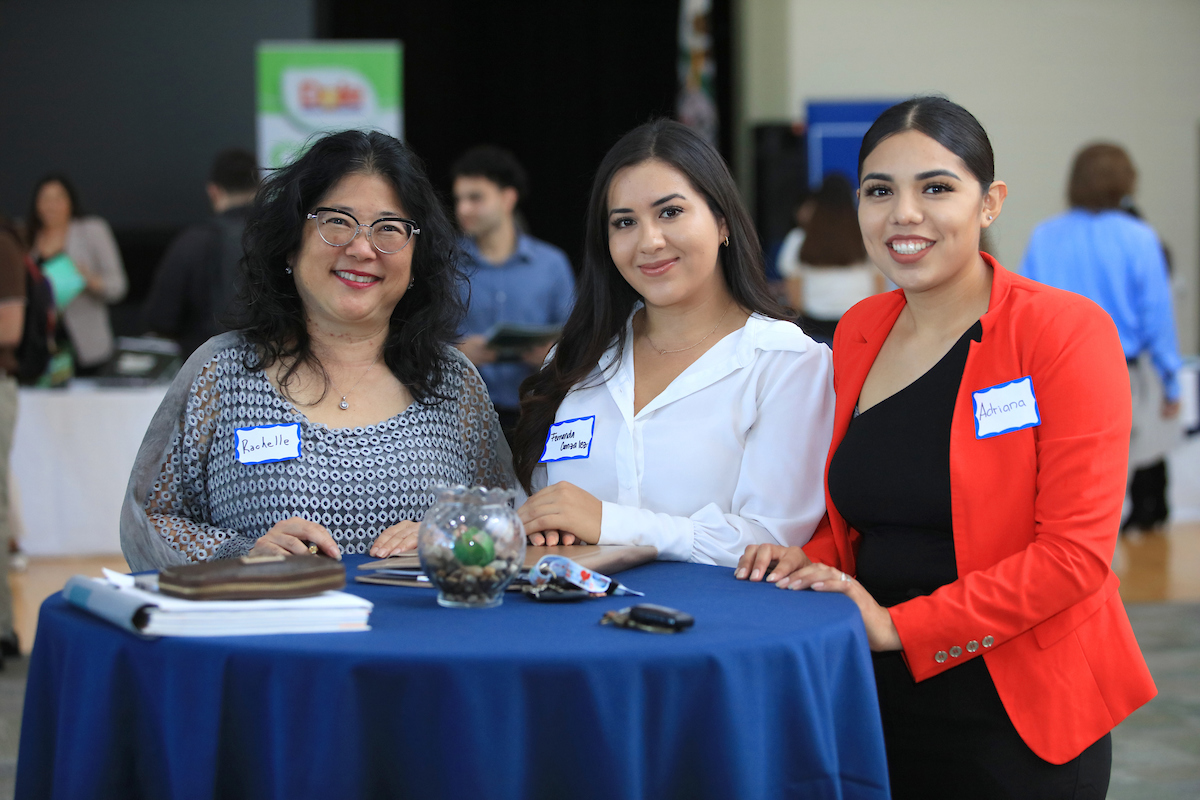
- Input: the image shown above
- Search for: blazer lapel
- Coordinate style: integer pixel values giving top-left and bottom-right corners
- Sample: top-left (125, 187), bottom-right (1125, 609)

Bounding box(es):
top-left (833, 293), bottom-right (906, 438)
top-left (824, 293), bottom-right (906, 571)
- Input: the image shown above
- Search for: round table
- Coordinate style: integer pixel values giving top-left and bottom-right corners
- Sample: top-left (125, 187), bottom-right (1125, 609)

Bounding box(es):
top-left (16, 558), bottom-right (889, 799)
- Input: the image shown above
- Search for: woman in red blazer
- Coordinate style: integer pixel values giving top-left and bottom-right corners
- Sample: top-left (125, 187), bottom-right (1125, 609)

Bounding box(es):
top-left (738, 98), bottom-right (1156, 798)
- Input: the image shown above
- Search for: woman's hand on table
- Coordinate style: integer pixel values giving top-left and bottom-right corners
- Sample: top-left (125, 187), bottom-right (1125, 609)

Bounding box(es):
top-left (527, 529), bottom-right (578, 546)
top-left (251, 517), bottom-right (341, 560)
top-left (735, 544), bottom-right (811, 583)
top-left (518, 481), bottom-right (600, 546)
top-left (370, 520), bottom-right (420, 558)
top-left (778, 562), bottom-right (902, 652)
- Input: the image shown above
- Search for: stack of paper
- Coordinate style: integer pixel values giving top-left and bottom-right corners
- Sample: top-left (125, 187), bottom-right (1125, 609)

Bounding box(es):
top-left (63, 570), bottom-right (373, 637)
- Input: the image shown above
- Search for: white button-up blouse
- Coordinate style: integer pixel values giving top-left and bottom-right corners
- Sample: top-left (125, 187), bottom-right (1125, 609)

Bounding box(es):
top-left (532, 311), bottom-right (835, 566)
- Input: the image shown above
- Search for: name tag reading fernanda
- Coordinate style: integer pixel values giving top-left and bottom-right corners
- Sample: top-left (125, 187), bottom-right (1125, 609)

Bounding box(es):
top-left (972, 376), bottom-right (1041, 439)
top-left (539, 415), bottom-right (595, 463)
top-left (235, 423), bottom-right (302, 465)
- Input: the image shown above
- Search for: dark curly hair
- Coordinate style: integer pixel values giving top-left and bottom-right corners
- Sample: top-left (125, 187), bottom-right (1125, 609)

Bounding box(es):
top-left (512, 119), bottom-right (789, 490)
top-left (237, 129), bottom-right (464, 404)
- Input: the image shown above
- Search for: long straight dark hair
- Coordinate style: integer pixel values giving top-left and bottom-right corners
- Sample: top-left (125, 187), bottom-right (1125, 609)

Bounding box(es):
top-left (797, 173), bottom-right (866, 267)
top-left (512, 119), bottom-right (789, 490)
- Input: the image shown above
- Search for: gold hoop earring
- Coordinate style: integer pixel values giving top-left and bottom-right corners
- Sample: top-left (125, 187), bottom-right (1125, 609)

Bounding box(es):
top-left (723, 236), bottom-right (730, 247)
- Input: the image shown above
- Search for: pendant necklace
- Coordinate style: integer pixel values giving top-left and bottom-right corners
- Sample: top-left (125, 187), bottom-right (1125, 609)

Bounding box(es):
top-left (644, 302), bottom-right (733, 356)
top-left (333, 355), bottom-right (381, 410)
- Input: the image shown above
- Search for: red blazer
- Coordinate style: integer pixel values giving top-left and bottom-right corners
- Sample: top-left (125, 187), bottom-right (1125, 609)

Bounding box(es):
top-left (803, 255), bottom-right (1156, 764)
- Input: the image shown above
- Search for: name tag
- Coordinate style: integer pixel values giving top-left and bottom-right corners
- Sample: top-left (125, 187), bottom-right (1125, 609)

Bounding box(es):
top-left (235, 423), bottom-right (302, 464)
top-left (539, 415), bottom-right (595, 462)
top-left (973, 376), bottom-right (1041, 439)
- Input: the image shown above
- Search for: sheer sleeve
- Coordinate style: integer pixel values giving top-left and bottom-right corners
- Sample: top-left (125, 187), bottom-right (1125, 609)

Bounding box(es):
top-left (121, 334), bottom-right (246, 570)
top-left (448, 348), bottom-right (524, 500)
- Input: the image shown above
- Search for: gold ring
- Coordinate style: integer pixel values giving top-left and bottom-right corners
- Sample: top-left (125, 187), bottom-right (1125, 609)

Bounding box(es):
top-left (307, 543), bottom-right (319, 555)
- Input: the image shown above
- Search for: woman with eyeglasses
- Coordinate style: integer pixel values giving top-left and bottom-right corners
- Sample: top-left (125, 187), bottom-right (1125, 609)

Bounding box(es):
top-left (121, 130), bottom-right (517, 570)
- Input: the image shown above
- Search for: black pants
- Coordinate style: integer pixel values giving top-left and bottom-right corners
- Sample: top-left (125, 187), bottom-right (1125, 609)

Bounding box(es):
top-left (1124, 459), bottom-right (1169, 532)
top-left (874, 651), bottom-right (1112, 799)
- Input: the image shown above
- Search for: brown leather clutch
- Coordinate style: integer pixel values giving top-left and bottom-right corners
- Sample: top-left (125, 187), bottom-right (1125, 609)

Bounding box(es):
top-left (158, 554), bottom-right (346, 600)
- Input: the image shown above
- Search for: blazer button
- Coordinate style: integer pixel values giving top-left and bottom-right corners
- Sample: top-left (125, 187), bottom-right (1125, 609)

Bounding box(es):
top-left (949, 646), bottom-right (963, 658)
top-left (935, 651), bottom-right (948, 663)
top-left (967, 640), bottom-right (979, 653)
top-left (982, 635), bottom-right (995, 648)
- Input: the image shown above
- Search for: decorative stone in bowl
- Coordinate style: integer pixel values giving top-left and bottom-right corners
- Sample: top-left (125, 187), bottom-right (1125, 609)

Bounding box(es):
top-left (417, 485), bottom-right (525, 608)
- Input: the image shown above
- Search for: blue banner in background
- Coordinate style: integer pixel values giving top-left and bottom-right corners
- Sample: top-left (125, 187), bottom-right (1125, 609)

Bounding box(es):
top-left (805, 101), bottom-right (898, 190)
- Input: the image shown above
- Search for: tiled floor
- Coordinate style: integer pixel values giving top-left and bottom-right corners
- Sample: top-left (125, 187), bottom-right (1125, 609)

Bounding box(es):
top-left (9, 554), bottom-right (129, 655)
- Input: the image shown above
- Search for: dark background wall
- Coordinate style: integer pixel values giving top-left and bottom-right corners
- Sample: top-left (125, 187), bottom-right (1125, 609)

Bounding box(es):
top-left (0, 0), bottom-right (732, 332)
top-left (0, 0), bottom-right (315, 229)
top-left (318, 0), bottom-right (732, 266)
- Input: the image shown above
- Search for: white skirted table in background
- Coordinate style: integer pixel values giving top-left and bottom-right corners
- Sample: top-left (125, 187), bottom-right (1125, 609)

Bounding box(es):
top-left (11, 382), bottom-right (167, 556)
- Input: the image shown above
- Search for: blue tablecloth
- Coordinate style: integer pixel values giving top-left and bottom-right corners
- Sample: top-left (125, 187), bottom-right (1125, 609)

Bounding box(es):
top-left (17, 558), bottom-right (890, 800)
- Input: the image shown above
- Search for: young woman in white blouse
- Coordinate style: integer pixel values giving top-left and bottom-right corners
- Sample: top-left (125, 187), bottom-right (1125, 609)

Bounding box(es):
top-left (513, 120), bottom-right (835, 566)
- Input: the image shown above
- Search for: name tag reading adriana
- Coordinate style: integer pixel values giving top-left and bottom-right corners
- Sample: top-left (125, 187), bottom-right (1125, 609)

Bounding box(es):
top-left (235, 423), bottom-right (302, 465)
top-left (539, 415), bottom-right (595, 463)
top-left (972, 376), bottom-right (1041, 439)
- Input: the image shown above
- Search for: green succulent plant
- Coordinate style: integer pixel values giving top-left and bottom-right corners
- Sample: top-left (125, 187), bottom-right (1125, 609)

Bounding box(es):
top-left (452, 526), bottom-right (495, 566)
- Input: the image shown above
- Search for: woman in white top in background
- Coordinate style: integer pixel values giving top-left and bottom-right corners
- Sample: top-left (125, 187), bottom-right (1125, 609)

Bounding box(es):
top-left (782, 174), bottom-right (885, 346)
top-left (512, 120), bottom-right (835, 566)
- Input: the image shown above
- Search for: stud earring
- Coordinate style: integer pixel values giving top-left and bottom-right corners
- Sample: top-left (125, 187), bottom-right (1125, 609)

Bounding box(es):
top-left (987, 215), bottom-right (994, 221)
top-left (285, 266), bottom-right (293, 275)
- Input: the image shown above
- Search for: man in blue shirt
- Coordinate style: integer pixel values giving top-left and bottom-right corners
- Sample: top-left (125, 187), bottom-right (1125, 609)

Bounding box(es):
top-left (452, 146), bottom-right (575, 433)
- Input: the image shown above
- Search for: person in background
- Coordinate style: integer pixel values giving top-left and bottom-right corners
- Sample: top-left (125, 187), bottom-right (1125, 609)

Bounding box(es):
top-left (773, 194), bottom-right (814, 283)
top-left (1121, 202), bottom-right (1177, 532)
top-left (142, 148), bottom-right (260, 358)
top-left (512, 119), bottom-right (834, 566)
top-left (451, 146), bottom-right (575, 434)
top-left (782, 173), bottom-right (886, 345)
top-left (0, 217), bottom-right (26, 664)
top-left (26, 174), bottom-right (127, 374)
top-left (1021, 143), bottom-right (1183, 533)
top-left (738, 97), bottom-right (1155, 797)
top-left (121, 130), bottom-right (516, 570)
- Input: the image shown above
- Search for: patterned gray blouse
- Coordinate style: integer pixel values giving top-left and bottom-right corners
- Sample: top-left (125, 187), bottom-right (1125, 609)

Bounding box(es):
top-left (120, 332), bottom-right (517, 571)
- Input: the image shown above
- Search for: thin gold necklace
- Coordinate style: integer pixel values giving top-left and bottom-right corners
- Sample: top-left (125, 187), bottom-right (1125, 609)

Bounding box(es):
top-left (333, 355), bottom-right (380, 410)
top-left (643, 302), bottom-right (734, 356)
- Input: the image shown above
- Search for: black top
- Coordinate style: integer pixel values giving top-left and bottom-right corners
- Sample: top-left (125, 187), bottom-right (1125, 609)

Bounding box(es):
top-left (140, 205), bottom-right (251, 358)
top-left (827, 321), bottom-right (982, 608)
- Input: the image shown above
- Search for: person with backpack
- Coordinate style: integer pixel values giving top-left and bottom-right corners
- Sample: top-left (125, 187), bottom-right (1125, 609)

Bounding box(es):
top-left (141, 149), bottom-right (260, 358)
top-left (0, 217), bottom-right (28, 665)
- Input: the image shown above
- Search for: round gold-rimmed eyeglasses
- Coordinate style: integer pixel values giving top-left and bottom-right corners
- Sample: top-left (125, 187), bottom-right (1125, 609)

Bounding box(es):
top-left (306, 207), bottom-right (421, 254)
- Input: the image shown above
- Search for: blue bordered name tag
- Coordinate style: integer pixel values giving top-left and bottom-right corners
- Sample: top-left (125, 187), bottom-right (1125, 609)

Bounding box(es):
top-left (539, 415), bottom-right (595, 462)
top-left (235, 423), bottom-right (302, 465)
top-left (972, 376), bottom-right (1040, 439)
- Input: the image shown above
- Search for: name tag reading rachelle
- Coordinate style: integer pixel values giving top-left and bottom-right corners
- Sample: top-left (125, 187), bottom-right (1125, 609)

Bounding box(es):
top-left (539, 415), bottom-right (595, 463)
top-left (235, 423), bottom-right (302, 465)
top-left (972, 376), bottom-right (1040, 439)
